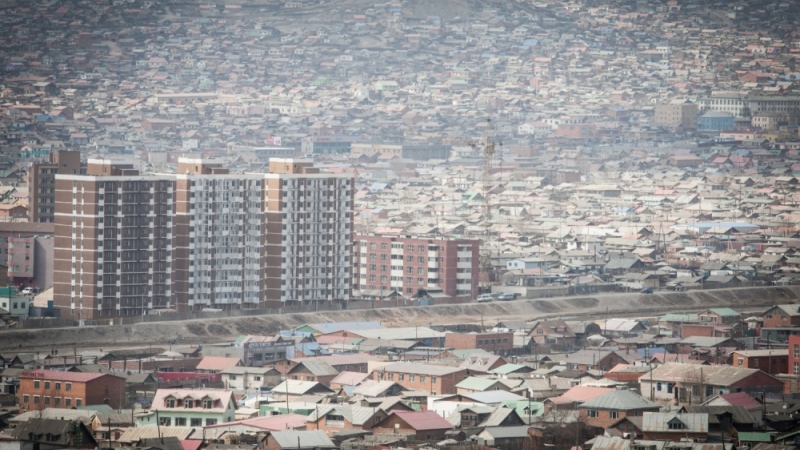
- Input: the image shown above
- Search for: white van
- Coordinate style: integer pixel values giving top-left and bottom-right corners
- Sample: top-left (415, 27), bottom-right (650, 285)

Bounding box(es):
top-left (476, 294), bottom-right (493, 303)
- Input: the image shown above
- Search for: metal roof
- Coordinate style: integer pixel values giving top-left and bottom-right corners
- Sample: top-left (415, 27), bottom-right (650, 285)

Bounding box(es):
top-left (646, 363), bottom-right (772, 387)
top-left (118, 425), bottom-right (196, 444)
top-left (270, 430), bottom-right (337, 449)
top-left (456, 377), bottom-right (504, 391)
top-left (479, 425), bottom-right (531, 439)
top-left (579, 390), bottom-right (659, 411)
top-left (642, 412), bottom-right (708, 433)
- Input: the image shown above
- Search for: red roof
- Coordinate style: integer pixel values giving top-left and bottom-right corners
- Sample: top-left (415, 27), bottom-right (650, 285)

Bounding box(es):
top-left (391, 411), bottom-right (453, 431)
top-left (548, 386), bottom-right (615, 405)
top-left (196, 356), bottom-right (242, 372)
top-left (19, 370), bottom-right (120, 382)
top-left (717, 392), bottom-right (761, 410)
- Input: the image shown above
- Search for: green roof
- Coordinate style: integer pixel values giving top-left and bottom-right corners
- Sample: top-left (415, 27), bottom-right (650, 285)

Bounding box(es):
top-left (709, 307), bottom-right (740, 317)
top-left (0, 287), bottom-right (14, 297)
top-left (738, 432), bottom-right (772, 443)
top-left (492, 363), bottom-right (531, 375)
top-left (500, 400), bottom-right (545, 418)
top-left (456, 377), bottom-right (501, 391)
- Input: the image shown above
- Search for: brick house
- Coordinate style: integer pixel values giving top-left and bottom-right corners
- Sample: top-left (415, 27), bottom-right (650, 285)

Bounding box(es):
top-left (287, 360), bottom-right (339, 386)
top-left (762, 304), bottom-right (800, 328)
top-left (641, 412), bottom-right (709, 441)
top-left (731, 349), bottom-right (788, 375)
top-left (640, 363), bottom-right (784, 404)
top-left (697, 308), bottom-right (741, 325)
top-left (306, 404), bottom-right (388, 436)
top-left (17, 370), bottom-right (126, 411)
top-left (578, 390), bottom-right (660, 429)
top-left (371, 363), bottom-right (468, 395)
top-left (371, 411), bottom-right (454, 440)
top-left (444, 332), bottom-right (514, 353)
top-left (790, 335), bottom-right (800, 376)
top-left (527, 320), bottom-right (578, 348)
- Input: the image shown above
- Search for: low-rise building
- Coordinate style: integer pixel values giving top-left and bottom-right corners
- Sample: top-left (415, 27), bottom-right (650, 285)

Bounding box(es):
top-left (17, 370), bottom-right (126, 411)
top-left (135, 388), bottom-right (237, 427)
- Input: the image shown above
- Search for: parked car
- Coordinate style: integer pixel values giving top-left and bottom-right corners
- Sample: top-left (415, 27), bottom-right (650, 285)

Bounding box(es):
top-left (498, 293), bottom-right (516, 301)
top-left (21, 287), bottom-right (34, 296)
top-left (476, 294), bottom-right (493, 303)
top-left (640, 287), bottom-right (654, 294)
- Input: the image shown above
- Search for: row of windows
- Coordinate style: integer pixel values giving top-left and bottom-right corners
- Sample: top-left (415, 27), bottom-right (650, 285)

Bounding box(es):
top-left (32, 380), bottom-right (71, 391)
top-left (377, 372), bottom-right (436, 383)
top-left (23, 395), bottom-right (80, 407)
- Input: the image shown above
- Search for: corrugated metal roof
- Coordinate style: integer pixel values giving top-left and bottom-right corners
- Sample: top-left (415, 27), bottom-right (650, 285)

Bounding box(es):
top-left (479, 425), bottom-right (531, 439)
top-left (579, 390), bottom-right (658, 411)
top-left (683, 406), bottom-right (754, 425)
top-left (456, 377), bottom-right (502, 391)
top-left (273, 379), bottom-right (332, 395)
top-left (380, 362), bottom-right (463, 376)
top-left (389, 410), bottom-right (453, 431)
top-left (270, 430), bottom-right (337, 449)
top-left (647, 363), bottom-right (765, 387)
top-left (118, 425), bottom-right (196, 444)
top-left (293, 359), bottom-right (339, 376)
top-left (352, 380), bottom-right (401, 397)
top-left (642, 412), bottom-right (708, 433)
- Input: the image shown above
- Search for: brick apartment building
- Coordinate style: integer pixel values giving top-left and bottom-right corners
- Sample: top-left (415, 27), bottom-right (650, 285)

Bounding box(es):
top-left (53, 159), bottom-right (175, 319)
top-left (352, 234), bottom-right (479, 302)
top-left (444, 331), bottom-right (514, 353)
top-left (53, 157), bottom-right (354, 319)
top-left (731, 349), bottom-right (788, 375)
top-left (28, 150), bottom-right (86, 223)
top-left (17, 370), bottom-right (126, 411)
top-left (371, 363), bottom-right (468, 395)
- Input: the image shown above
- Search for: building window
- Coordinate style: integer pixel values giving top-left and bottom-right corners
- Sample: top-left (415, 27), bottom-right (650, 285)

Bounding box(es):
top-left (76, 399), bottom-right (82, 407)
top-left (34, 380), bottom-right (40, 389)
top-left (55, 382), bottom-right (61, 391)
top-left (65, 383), bottom-right (72, 391)
top-left (206, 419), bottom-right (217, 426)
top-left (159, 417), bottom-right (171, 426)
top-left (33, 395), bottom-right (40, 404)
top-left (738, 358), bottom-right (743, 366)
top-left (191, 418), bottom-right (202, 426)
top-left (588, 410), bottom-right (598, 418)
top-left (23, 394), bottom-right (29, 403)
top-left (65, 398), bottom-right (71, 407)
top-left (175, 418), bottom-right (187, 426)
top-left (44, 381), bottom-right (50, 390)
top-left (610, 411), bottom-right (618, 419)
top-left (656, 382), bottom-right (662, 391)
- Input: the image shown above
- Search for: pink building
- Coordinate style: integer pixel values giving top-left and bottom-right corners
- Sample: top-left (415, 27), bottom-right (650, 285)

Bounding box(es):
top-left (352, 235), bottom-right (480, 303)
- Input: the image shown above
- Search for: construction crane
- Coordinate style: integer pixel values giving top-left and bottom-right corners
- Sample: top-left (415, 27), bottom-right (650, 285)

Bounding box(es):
top-left (479, 119), bottom-right (500, 292)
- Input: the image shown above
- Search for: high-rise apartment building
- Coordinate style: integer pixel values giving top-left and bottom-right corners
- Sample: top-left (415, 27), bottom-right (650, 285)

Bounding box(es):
top-left (263, 159), bottom-right (353, 307)
top-left (352, 235), bottom-right (480, 303)
top-left (28, 151), bottom-right (87, 223)
top-left (172, 158), bottom-right (264, 312)
top-left (53, 157), bottom-right (353, 319)
top-left (53, 159), bottom-right (175, 319)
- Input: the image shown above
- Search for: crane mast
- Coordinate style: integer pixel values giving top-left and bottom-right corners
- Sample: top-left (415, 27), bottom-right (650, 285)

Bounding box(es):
top-left (480, 119), bottom-right (498, 292)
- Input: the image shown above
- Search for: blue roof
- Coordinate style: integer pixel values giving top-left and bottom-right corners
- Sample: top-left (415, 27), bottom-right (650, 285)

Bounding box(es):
top-left (637, 347), bottom-right (666, 358)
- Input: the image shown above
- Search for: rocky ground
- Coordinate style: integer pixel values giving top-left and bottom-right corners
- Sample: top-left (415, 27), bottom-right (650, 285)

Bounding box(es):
top-left (3, 286), bottom-right (797, 353)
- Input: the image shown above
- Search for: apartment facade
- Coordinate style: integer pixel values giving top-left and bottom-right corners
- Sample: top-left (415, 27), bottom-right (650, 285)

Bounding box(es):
top-left (172, 158), bottom-right (264, 312)
top-left (28, 150), bottom-right (86, 223)
top-left (263, 159), bottom-right (354, 307)
top-left (53, 158), bottom-right (353, 319)
top-left (0, 223), bottom-right (54, 290)
top-left (654, 101), bottom-right (697, 129)
top-left (53, 159), bottom-right (175, 319)
top-left (352, 235), bottom-right (480, 302)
